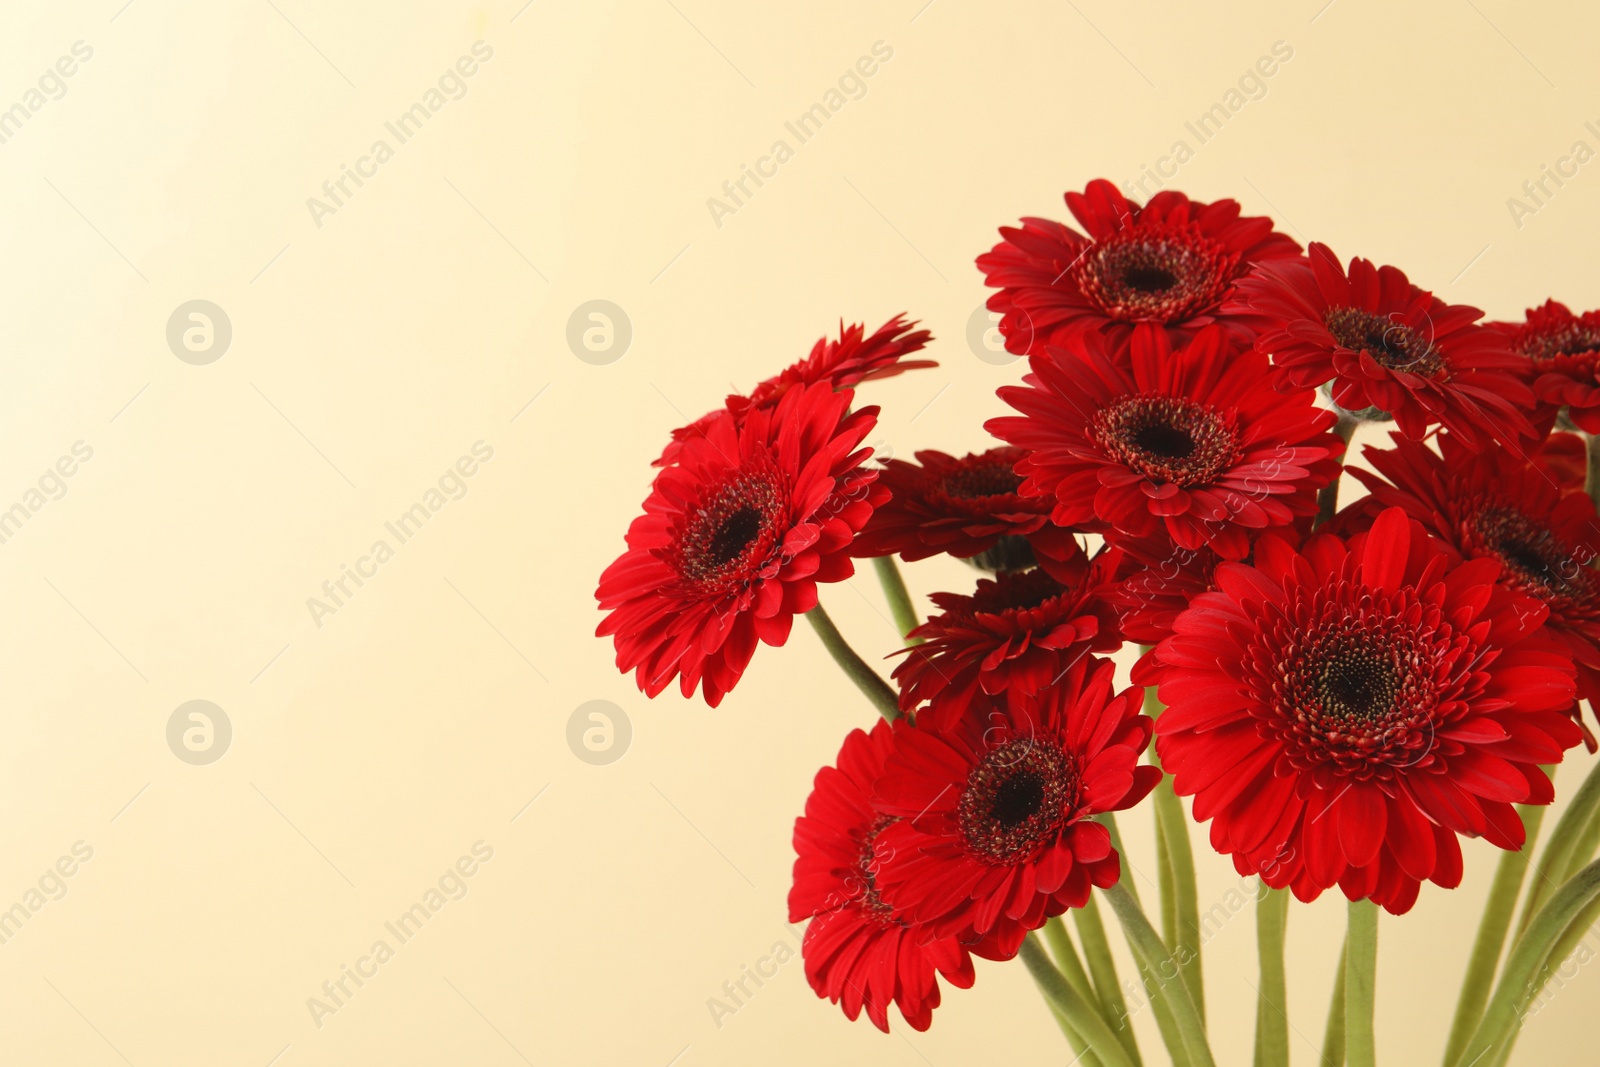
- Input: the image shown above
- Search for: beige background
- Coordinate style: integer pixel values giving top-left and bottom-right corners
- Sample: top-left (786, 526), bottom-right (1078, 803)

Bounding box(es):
top-left (0, 0), bottom-right (1596, 1063)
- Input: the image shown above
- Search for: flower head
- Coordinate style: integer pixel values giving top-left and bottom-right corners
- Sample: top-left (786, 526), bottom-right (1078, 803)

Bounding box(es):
top-left (977, 179), bottom-right (1302, 355)
top-left (1144, 508), bottom-right (1583, 914)
top-left (597, 382), bottom-right (885, 706)
top-left (1349, 432), bottom-right (1600, 747)
top-left (789, 722), bottom-right (982, 1032)
top-left (849, 447), bottom-right (1083, 576)
top-left (657, 315), bottom-right (933, 467)
top-left (1485, 299), bottom-right (1600, 432)
top-left (1233, 243), bottom-right (1535, 448)
top-left (891, 551), bottom-right (1124, 713)
top-left (872, 656), bottom-right (1162, 955)
top-left (987, 324), bottom-right (1344, 560)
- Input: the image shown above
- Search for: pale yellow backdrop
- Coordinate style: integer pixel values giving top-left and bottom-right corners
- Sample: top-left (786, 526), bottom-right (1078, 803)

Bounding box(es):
top-left (0, 0), bottom-right (1595, 1064)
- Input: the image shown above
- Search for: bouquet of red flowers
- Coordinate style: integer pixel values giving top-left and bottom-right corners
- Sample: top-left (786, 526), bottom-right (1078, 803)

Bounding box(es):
top-left (596, 179), bottom-right (1600, 1067)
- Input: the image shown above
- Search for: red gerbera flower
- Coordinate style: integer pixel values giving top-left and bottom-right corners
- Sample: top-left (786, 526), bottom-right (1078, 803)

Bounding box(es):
top-left (848, 447), bottom-right (1084, 576)
top-left (1142, 507), bottom-right (1583, 914)
top-left (891, 551), bottom-right (1123, 713)
top-left (1233, 243), bottom-right (1535, 449)
top-left (596, 382), bottom-right (885, 706)
top-left (1348, 431), bottom-right (1600, 747)
top-left (977, 179), bottom-right (1302, 354)
top-left (657, 315), bottom-right (934, 467)
top-left (1485, 299), bottom-right (1600, 432)
top-left (987, 324), bottom-right (1345, 560)
top-left (789, 722), bottom-right (983, 1032)
top-left (871, 656), bottom-right (1163, 956)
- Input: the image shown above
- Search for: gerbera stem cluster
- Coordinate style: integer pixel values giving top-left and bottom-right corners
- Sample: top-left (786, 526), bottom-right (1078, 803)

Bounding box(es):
top-left (597, 178), bottom-right (1600, 1063)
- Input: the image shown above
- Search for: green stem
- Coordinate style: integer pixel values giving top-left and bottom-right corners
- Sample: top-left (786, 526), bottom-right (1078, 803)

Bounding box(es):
top-left (1046, 1001), bottom-right (1104, 1067)
top-left (1103, 882), bottom-right (1216, 1067)
top-left (1538, 890), bottom-right (1600, 1000)
top-left (1154, 779), bottom-right (1203, 1021)
top-left (1456, 858), bottom-right (1600, 1067)
top-left (1485, 891), bottom-right (1600, 1067)
top-left (1253, 884), bottom-right (1290, 1067)
top-left (1559, 777), bottom-right (1600, 883)
top-left (1518, 760), bottom-right (1600, 937)
top-left (1155, 813), bottom-right (1178, 957)
top-left (1344, 900), bottom-right (1379, 1067)
top-left (870, 556), bottom-right (922, 644)
top-left (805, 604), bottom-right (901, 721)
top-left (1323, 937), bottom-right (1347, 1067)
top-left (1044, 915), bottom-right (1100, 1009)
top-left (1074, 895), bottom-right (1144, 1067)
top-left (1442, 803), bottom-right (1549, 1067)
top-left (1020, 934), bottom-right (1135, 1067)
top-left (1315, 413), bottom-right (1360, 529)
top-left (1145, 683), bottom-right (1204, 1022)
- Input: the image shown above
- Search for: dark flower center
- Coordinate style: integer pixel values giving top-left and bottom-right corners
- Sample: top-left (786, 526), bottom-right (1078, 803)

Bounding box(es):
top-left (1323, 306), bottom-right (1448, 379)
top-left (966, 567), bottom-right (1065, 614)
top-left (673, 466), bottom-right (785, 590)
top-left (1498, 535), bottom-right (1559, 585)
top-left (1466, 506), bottom-right (1598, 607)
top-left (1315, 649), bottom-right (1398, 721)
top-left (1256, 593), bottom-right (1449, 777)
top-left (958, 739), bottom-right (1078, 864)
top-left (940, 461), bottom-right (1023, 500)
top-left (1518, 321), bottom-right (1600, 365)
top-left (1094, 395), bottom-right (1239, 486)
top-left (1131, 421), bottom-right (1196, 459)
top-left (1123, 265), bottom-right (1179, 293)
top-left (1072, 227), bottom-right (1238, 323)
top-left (706, 505), bottom-right (762, 567)
top-left (992, 772), bottom-right (1046, 826)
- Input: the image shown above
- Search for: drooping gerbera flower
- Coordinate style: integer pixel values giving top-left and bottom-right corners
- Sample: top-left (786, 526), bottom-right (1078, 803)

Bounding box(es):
top-left (656, 315), bottom-right (934, 467)
top-left (848, 447), bottom-right (1084, 577)
top-left (597, 382), bottom-right (885, 706)
top-left (1233, 243), bottom-right (1535, 449)
top-left (976, 179), bottom-right (1302, 354)
top-left (789, 722), bottom-right (984, 1032)
top-left (1143, 508), bottom-right (1583, 914)
top-left (1485, 299), bottom-right (1600, 432)
top-left (987, 323), bottom-right (1345, 560)
top-left (891, 552), bottom-right (1123, 713)
top-left (1348, 431), bottom-right (1600, 747)
top-left (871, 656), bottom-right (1162, 957)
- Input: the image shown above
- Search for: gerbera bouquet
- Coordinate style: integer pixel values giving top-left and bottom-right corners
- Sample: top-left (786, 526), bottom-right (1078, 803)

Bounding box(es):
top-left (596, 179), bottom-right (1600, 1066)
